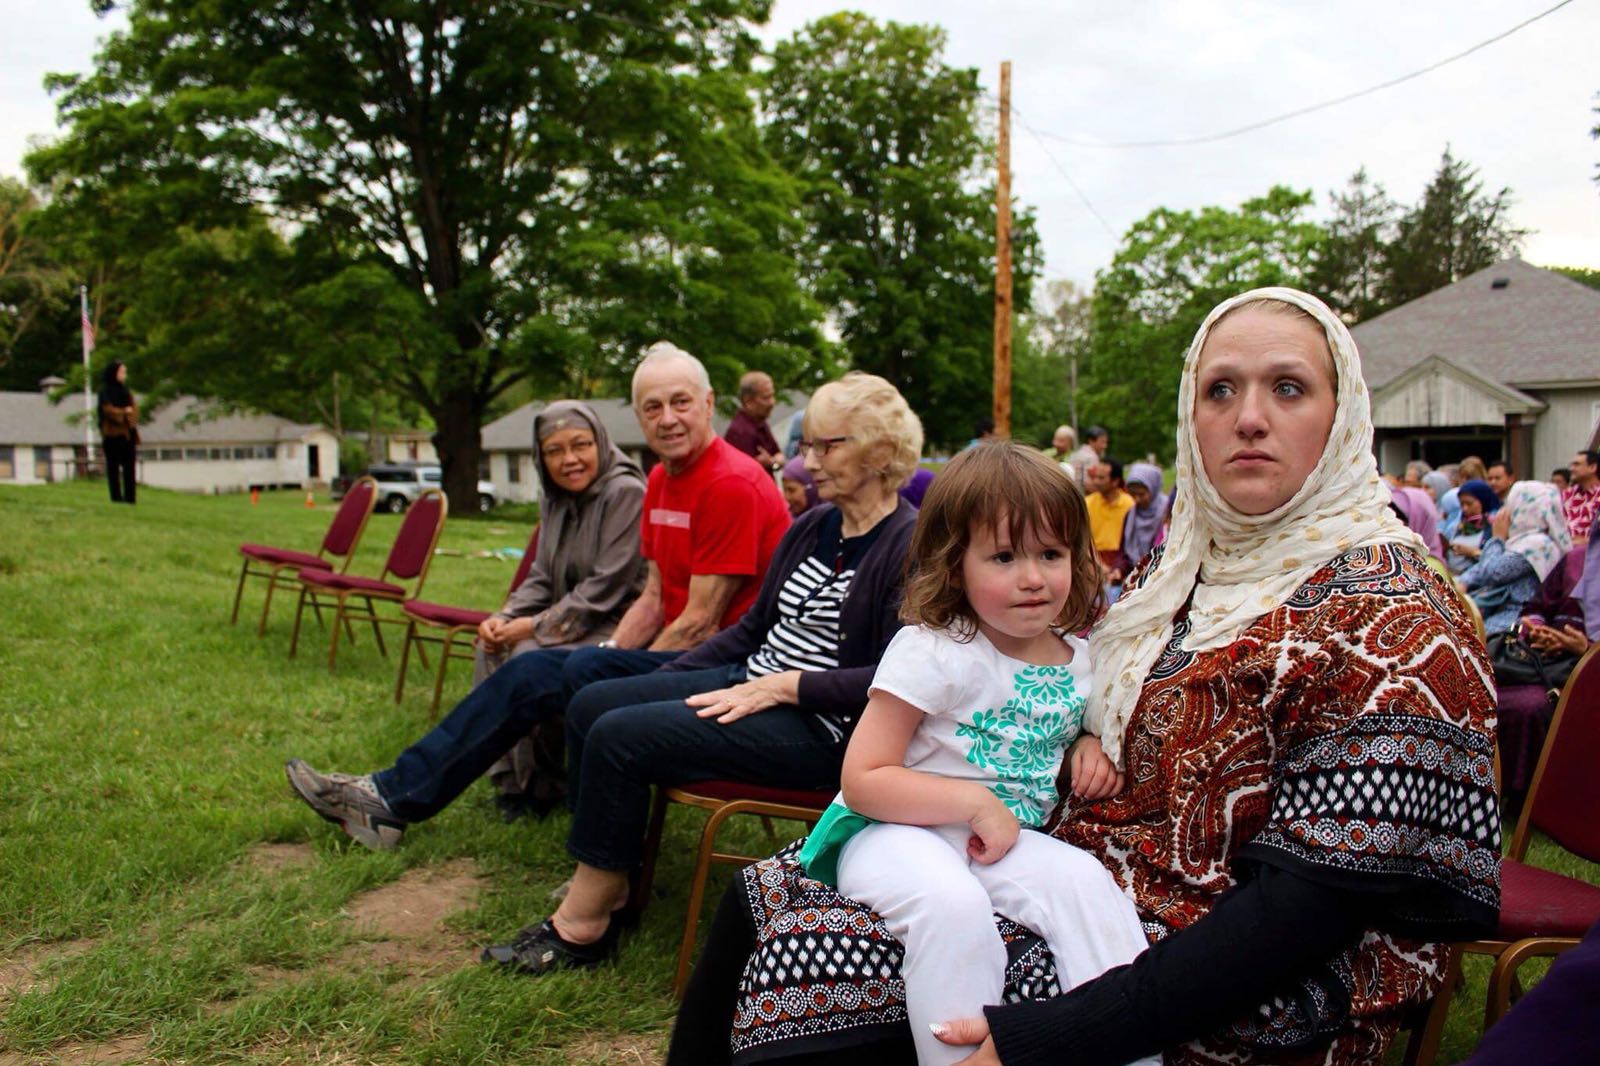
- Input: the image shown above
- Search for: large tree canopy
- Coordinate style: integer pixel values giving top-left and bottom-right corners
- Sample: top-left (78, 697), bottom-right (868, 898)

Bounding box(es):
top-left (1081, 186), bottom-right (1325, 462)
top-left (32, 0), bottom-right (823, 509)
top-left (762, 13), bottom-right (1039, 446)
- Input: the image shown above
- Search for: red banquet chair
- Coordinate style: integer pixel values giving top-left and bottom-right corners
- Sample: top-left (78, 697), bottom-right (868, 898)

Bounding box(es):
top-left (633, 780), bottom-right (834, 998)
top-left (288, 489), bottom-right (448, 670)
top-left (230, 476), bottom-right (377, 636)
top-left (393, 523), bottom-right (540, 717)
top-left (1408, 642), bottom-right (1600, 1064)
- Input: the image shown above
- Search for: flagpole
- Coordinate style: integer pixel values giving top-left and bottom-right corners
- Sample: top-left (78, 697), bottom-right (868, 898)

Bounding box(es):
top-left (81, 284), bottom-right (94, 466)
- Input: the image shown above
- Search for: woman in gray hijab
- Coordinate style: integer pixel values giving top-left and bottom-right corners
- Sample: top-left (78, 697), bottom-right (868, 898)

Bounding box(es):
top-left (481, 400), bottom-right (648, 812)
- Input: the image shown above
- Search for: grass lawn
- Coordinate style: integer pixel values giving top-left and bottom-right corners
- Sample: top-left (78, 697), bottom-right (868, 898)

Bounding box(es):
top-left (1, 481), bottom-right (1595, 1064)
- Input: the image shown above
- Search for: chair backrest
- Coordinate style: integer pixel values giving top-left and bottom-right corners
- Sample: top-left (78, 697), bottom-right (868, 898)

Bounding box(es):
top-left (1450, 578), bottom-right (1487, 646)
top-left (321, 476), bottom-right (378, 570)
top-left (382, 489), bottom-right (448, 592)
top-left (1512, 642), bottom-right (1600, 864)
top-left (504, 523), bottom-right (541, 598)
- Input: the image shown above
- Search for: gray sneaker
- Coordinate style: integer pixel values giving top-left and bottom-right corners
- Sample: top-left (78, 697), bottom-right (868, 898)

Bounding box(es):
top-left (284, 759), bottom-right (406, 850)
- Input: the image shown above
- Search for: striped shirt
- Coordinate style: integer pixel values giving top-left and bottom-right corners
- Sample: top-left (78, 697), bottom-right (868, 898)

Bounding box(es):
top-left (745, 509), bottom-right (886, 737)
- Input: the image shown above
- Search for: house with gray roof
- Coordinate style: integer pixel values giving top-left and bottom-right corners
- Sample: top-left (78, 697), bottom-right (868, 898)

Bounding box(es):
top-left (480, 393), bottom-right (807, 503)
top-left (1351, 259), bottom-right (1600, 480)
top-left (0, 388), bottom-right (338, 494)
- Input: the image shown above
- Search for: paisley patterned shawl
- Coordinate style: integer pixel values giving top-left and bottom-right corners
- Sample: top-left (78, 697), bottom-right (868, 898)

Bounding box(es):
top-left (729, 542), bottom-right (1500, 1065)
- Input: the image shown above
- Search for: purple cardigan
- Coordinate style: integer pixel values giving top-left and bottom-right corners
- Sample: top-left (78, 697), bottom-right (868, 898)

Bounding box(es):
top-left (659, 498), bottom-right (917, 721)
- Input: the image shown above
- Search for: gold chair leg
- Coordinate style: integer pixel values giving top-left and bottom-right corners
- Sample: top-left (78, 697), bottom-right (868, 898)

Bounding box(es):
top-left (1402, 945), bottom-right (1459, 1066)
top-left (366, 597), bottom-right (388, 657)
top-left (395, 619), bottom-right (417, 704)
top-left (429, 629), bottom-right (456, 718)
top-left (288, 586), bottom-right (309, 658)
top-left (675, 803), bottom-right (744, 998)
top-left (230, 559), bottom-right (250, 625)
top-left (328, 592), bottom-right (348, 671)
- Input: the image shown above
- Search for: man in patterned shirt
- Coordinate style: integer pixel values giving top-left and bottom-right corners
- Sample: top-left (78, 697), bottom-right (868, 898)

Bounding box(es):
top-left (1563, 449), bottom-right (1599, 543)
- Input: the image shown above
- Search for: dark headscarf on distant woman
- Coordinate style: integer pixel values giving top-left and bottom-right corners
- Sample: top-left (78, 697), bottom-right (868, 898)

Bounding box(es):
top-left (1458, 480), bottom-right (1501, 526)
top-left (1120, 462), bottom-right (1168, 569)
top-left (497, 400), bottom-right (647, 643)
top-left (780, 455), bottom-right (820, 513)
top-left (98, 361), bottom-right (132, 408)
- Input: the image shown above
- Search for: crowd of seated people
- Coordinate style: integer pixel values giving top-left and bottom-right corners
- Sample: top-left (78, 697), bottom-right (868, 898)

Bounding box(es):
top-left (276, 311), bottom-right (1600, 1063)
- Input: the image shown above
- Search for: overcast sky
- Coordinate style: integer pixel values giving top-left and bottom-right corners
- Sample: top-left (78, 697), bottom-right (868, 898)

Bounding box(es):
top-left (5, 0), bottom-right (1597, 289)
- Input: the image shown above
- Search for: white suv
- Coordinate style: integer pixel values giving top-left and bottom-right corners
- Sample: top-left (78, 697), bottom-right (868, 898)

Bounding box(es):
top-left (367, 463), bottom-right (496, 513)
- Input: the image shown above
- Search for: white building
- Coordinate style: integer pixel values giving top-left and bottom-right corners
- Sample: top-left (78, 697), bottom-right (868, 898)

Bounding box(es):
top-left (0, 389), bottom-right (339, 494)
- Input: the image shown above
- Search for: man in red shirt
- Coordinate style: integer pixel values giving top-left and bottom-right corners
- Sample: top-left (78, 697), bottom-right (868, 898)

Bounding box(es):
top-left (722, 370), bottom-right (782, 473)
top-left (1563, 449), bottom-right (1599, 543)
top-left (285, 341), bottom-right (791, 849)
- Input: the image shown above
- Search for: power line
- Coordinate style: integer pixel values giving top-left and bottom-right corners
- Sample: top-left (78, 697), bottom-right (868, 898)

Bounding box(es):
top-left (1011, 110), bottom-right (1120, 240)
top-left (1024, 0), bottom-right (1576, 149)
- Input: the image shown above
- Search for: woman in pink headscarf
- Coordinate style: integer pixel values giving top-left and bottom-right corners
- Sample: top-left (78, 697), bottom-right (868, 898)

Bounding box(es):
top-left (1389, 484), bottom-right (1445, 562)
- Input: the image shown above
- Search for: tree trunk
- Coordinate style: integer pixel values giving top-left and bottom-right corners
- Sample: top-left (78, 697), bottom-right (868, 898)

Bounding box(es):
top-left (431, 387), bottom-right (486, 516)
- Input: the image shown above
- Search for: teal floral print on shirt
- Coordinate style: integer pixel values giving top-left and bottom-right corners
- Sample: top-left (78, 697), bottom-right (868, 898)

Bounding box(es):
top-left (956, 666), bottom-right (1087, 823)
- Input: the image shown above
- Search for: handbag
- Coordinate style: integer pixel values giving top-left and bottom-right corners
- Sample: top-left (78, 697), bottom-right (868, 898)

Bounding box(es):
top-left (1487, 632), bottom-right (1579, 696)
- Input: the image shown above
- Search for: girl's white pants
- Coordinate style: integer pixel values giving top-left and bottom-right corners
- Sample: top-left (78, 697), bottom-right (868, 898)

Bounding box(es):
top-left (837, 821), bottom-right (1157, 1066)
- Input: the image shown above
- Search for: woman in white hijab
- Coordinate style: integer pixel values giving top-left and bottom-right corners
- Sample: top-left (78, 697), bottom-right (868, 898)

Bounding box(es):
top-left (668, 289), bottom-right (1502, 1066)
top-left (1459, 479), bottom-right (1573, 635)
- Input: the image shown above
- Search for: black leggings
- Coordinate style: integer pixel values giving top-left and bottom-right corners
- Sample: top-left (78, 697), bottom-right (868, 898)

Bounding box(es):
top-left (103, 437), bottom-right (137, 503)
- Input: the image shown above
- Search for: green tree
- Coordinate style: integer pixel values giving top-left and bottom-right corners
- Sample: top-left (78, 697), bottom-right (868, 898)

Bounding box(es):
top-left (1380, 148), bottom-right (1528, 309)
top-left (1082, 186), bottom-right (1326, 462)
top-left (31, 0), bottom-right (822, 511)
top-left (1553, 265), bottom-right (1600, 291)
top-left (0, 177), bottom-right (72, 388)
top-left (762, 13), bottom-right (1039, 447)
top-left (1009, 278), bottom-right (1095, 447)
top-left (1309, 167), bottom-right (1397, 324)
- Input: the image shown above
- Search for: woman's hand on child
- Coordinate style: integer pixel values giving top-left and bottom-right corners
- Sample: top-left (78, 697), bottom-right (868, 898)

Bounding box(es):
top-left (687, 671), bottom-right (801, 724)
top-left (930, 1017), bottom-right (1000, 1064)
top-left (966, 794), bottom-right (1020, 864)
top-left (1068, 735), bottom-right (1125, 800)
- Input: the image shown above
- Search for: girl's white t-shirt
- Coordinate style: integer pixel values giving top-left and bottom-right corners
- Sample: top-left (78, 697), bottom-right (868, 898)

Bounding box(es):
top-left (870, 624), bottom-right (1093, 827)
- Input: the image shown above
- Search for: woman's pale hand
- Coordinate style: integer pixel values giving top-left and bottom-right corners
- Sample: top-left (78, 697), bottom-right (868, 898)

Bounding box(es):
top-left (686, 671), bottom-right (799, 724)
top-left (1491, 507), bottom-right (1512, 540)
top-left (931, 1017), bottom-right (1000, 1064)
top-left (966, 794), bottom-right (1020, 864)
top-left (1455, 543), bottom-right (1481, 560)
top-left (1068, 735), bottom-right (1125, 800)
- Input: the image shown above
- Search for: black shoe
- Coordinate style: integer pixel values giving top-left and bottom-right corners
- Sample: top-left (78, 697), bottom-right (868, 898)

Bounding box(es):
top-left (494, 791), bottom-right (562, 823)
top-left (480, 918), bottom-right (620, 976)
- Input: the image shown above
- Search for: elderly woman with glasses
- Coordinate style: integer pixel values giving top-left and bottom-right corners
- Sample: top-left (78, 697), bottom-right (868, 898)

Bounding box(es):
top-left (480, 371), bottom-right (926, 975)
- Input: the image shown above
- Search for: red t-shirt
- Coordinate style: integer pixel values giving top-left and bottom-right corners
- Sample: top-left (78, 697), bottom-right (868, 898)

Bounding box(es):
top-left (641, 436), bottom-right (792, 630)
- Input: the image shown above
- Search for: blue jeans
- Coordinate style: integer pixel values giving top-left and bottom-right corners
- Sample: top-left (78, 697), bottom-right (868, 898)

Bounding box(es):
top-left (563, 665), bottom-right (848, 871)
top-left (372, 646), bottom-right (679, 822)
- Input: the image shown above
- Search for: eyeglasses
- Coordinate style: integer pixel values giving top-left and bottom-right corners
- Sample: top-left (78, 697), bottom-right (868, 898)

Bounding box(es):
top-left (541, 438), bottom-right (597, 461)
top-left (797, 436), bottom-right (851, 458)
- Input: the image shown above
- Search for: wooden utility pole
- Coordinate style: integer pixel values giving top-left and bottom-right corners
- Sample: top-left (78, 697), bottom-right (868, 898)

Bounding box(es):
top-left (992, 60), bottom-right (1013, 438)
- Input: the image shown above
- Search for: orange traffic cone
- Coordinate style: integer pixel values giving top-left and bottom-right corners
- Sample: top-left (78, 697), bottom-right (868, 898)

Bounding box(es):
top-left (305, 491), bottom-right (315, 508)
top-left (250, 487), bottom-right (260, 505)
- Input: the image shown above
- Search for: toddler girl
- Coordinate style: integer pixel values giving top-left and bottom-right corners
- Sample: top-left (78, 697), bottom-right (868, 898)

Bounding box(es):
top-left (800, 441), bottom-right (1150, 1065)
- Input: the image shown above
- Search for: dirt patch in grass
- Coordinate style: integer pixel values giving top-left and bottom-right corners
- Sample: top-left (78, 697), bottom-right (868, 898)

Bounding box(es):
top-left (245, 841), bottom-right (317, 876)
top-left (0, 938), bottom-right (97, 1001)
top-left (563, 1031), bottom-right (665, 1065)
top-left (242, 858), bottom-right (484, 990)
top-left (0, 1032), bottom-right (151, 1066)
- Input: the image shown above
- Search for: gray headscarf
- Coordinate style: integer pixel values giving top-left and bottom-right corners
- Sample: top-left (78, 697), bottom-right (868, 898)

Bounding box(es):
top-left (498, 400), bottom-right (647, 642)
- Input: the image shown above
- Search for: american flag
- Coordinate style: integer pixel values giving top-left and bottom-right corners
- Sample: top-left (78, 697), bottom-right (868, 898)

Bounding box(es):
top-left (81, 305), bottom-right (95, 354)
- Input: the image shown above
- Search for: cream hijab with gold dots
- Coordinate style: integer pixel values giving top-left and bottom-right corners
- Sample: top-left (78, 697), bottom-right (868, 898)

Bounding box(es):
top-left (1085, 287), bottom-right (1425, 769)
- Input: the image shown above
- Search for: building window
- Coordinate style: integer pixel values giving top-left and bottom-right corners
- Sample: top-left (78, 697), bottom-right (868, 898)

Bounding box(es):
top-left (0, 446), bottom-right (14, 479)
top-left (35, 450), bottom-right (53, 481)
top-left (506, 454), bottom-right (520, 483)
top-left (406, 442), bottom-right (419, 460)
top-left (233, 446), bottom-right (251, 459)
